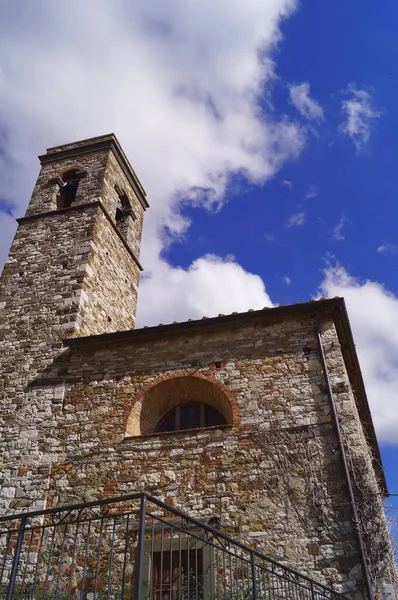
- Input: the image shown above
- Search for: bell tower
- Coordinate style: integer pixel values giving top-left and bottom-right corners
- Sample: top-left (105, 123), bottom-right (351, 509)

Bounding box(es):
top-left (1, 134), bottom-right (148, 341)
top-left (0, 135), bottom-right (148, 512)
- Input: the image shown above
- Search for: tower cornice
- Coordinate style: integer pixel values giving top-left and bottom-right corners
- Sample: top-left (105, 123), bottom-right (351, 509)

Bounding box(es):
top-left (39, 134), bottom-right (149, 210)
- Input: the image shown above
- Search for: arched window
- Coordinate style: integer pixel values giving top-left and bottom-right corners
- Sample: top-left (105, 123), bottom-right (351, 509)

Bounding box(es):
top-left (57, 168), bottom-right (86, 208)
top-left (126, 375), bottom-right (236, 437)
top-left (155, 401), bottom-right (226, 433)
top-left (115, 185), bottom-right (136, 222)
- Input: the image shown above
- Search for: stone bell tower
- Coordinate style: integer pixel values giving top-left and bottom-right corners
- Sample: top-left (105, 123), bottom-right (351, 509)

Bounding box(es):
top-left (0, 134), bottom-right (148, 512)
top-left (1, 134), bottom-right (148, 341)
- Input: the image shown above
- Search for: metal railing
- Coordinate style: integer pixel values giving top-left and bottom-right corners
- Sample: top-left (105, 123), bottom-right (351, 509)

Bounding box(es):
top-left (0, 493), bottom-right (348, 600)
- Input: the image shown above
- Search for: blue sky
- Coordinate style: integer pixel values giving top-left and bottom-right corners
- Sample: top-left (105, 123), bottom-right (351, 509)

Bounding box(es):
top-left (166, 0), bottom-right (398, 302)
top-left (0, 0), bottom-right (397, 547)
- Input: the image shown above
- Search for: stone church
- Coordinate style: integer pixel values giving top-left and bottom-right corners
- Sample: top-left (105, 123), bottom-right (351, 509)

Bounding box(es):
top-left (0, 134), bottom-right (396, 599)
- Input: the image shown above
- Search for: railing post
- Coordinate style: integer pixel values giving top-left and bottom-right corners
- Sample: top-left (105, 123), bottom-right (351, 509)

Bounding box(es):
top-left (310, 580), bottom-right (316, 600)
top-left (6, 516), bottom-right (27, 600)
top-left (251, 551), bottom-right (258, 600)
top-left (134, 495), bottom-right (147, 600)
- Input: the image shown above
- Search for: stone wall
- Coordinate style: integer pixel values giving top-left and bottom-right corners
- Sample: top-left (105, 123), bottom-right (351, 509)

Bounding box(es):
top-left (0, 135), bottom-right (395, 599)
top-left (25, 151), bottom-right (108, 217)
top-left (13, 310), bottom-right (392, 597)
top-left (102, 150), bottom-right (145, 260)
top-left (0, 136), bottom-right (146, 517)
top-left (77, 208), bottom-right (141, 335)
top-left (0, 206), bottom-right (96, 516)
top-left (320, 325), bottom-right (398, 593)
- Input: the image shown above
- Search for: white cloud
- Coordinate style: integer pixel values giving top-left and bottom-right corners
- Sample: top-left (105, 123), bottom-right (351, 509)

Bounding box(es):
top-left (339, 85), bottom-right (381, 151)
top-left (285, 211), bottom-right (305, 227)
top-left (138, 254), bottom-right (273, 326)
top-left (377, 243), bottom-right (397, 255)
top-left (283, 275), bottom-right (292, 285)
top-left (332, 214), bottom-right (346, 241)
top-left (282, 179), bottom-right (293, 188)
top-left (0, 213), bottom-right (17, 274)
top-left (320, 265), bottom-right (398, 443)
top-left (305, 184), bottom-right (319, 199)
top-left (289, 82), bottom-right (324, 121)
top-left (0, 0), bottom-right (304, 323)
top-left (264, 231), bottom-right (275, 242)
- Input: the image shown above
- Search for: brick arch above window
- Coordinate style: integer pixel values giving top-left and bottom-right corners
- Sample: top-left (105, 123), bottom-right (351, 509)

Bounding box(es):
top-left (125, 372), bottom-right (239, 437)
top-left (59, 166), bottom-right (86, 180)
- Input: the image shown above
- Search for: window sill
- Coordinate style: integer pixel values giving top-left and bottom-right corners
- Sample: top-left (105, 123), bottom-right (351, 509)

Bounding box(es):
top-left (123, 423), bottom-right (234, 441)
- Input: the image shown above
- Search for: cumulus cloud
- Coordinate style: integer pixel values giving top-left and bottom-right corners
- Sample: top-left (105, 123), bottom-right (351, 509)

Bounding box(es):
top-left (285, 211), bottom-right (305, 227)
top-left (331, 214), bottom-right (346, 241)
top-left (0, 0), bottom-right (304, 321)
top-left (377, 243), bottom-right (397, 255)
top-left (320, 265), bottom-right (398, 443)
top-left (264, 232), bottom-right (275, 242)
top-left (289, 82), bottom-right (324, 121)
top-left (0, 212), bottom-right (17, 270)
top-left (305, 184), bottom-right (319, 199)
top-left (339, 85), bottom-right (381, 151)
top-left (138, 254), bottom-right (273, 326)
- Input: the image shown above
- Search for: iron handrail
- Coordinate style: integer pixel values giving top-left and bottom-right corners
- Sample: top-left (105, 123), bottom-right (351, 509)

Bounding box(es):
top-left (0, 491), bottom-right (348, 599)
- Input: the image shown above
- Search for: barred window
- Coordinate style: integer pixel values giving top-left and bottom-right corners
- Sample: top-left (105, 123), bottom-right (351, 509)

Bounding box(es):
top-left (152, 550), bottom-right (203, 600)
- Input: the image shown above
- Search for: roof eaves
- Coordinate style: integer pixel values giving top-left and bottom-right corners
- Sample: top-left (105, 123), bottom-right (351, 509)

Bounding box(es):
top-left (63, 297), bottom-right (340, 348)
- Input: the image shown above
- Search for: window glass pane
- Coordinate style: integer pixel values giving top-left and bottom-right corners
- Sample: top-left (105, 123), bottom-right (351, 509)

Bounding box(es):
top-left (205, 405), bottom-right (226, 427)
top-left (180, 403), bottom-right (201, 430)
top-left (155, 403), bottom-right (226, 433)
top-left (156, 410), bottom-right (176, 432)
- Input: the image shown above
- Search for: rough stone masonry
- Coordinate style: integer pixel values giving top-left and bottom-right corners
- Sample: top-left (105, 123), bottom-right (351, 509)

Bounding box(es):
top-left (0, 134), bottom-right (396, 599)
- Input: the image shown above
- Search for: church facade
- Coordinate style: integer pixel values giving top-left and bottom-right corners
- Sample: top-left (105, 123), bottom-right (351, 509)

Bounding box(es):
top-left (0, 135), bottom-right (396, 599)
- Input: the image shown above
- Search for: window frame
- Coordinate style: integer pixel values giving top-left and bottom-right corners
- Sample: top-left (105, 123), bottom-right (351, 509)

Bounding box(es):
top-left (155, 401), bottom-right (226, 434)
